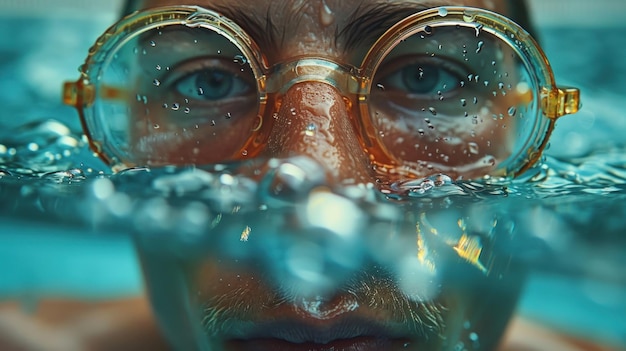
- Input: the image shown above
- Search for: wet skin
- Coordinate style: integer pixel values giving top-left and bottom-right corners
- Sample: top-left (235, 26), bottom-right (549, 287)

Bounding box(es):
top-left (131, 1), bottom-right (523, 350)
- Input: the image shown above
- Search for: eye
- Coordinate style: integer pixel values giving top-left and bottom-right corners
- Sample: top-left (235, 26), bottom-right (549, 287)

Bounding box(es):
top-left (376, 57), bottom-right (465, 97)
top-left (168, 58), bottom-right (255, 103)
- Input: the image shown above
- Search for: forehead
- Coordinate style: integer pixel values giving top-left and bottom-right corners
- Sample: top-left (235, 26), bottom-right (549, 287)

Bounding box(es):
top-left (139, 0), bottom-right (508, 63)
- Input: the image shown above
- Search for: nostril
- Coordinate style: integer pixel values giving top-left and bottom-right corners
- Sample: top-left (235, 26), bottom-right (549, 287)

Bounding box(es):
top-left (259, 156), bottom-right (328, 205)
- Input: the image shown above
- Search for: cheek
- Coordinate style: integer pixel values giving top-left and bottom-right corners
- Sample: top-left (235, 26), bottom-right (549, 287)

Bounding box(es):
top-left (128, 101), bottom-right (259, 165)
top-left (370, 96), bottom-right (513, 173)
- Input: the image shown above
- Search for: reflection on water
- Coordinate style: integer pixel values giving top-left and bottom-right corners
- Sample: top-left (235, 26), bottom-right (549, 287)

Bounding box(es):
top-left (1, 119), bottom-right (625, 349)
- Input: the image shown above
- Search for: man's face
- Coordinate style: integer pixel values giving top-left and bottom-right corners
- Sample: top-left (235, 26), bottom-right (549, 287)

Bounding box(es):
top-left (133, 1), bottom-right (523, 350)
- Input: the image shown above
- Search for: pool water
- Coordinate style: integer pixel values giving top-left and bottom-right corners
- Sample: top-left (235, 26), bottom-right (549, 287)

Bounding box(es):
top-left (1, 10), bottom-right (626, 351)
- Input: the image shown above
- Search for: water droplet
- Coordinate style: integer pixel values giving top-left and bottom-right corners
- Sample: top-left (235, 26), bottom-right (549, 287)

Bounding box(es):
top-left (241, 150), bottom-right (248, 156)
top-left (376, 83), bottom-right (385, 91)
top-left (463, 11), bottom-right (476, 22)
top-left (233, 54), bottom-right (248, 65)
top-left (460, 98), bottom-right (467, 107)
top-left (424, 25), bottom-right (433, 35)
top-left (475, 40), bottom-right (484, 54)
top-left (197, 87), bottom-right (204, 96)
top-left (418, 129), bottom-right (425, 136)
top-left (171, 103), bottom-right (180, 111)
top-left (474, 24), bottom-right (484, 37)
top-left (162, 103), bottom-right (168, 109)
top-left (507, 106), bottom-right (517, 117)
top-left (153, 124), bottom-right (160, 129)
top-left (149, 40), bottom-right (156, 47)
top-left (184, 107), bottom-right (191, 114)
top-left (320, 0), bottom-right (335, 27)
top-left (225, 112), bottom-right (232, 119)
top-left (438, 7), bottom-right (448, 17)
top-left (155, 64), bottom-right (161, 71)
top-left (305, 123), bottom-right (317, 137)
top-left (468, 142), bottom-right (479, 154)
top-left (153, 79), bottom-right (161, 87)
top-left (428, 107), bottom-right (437, 116)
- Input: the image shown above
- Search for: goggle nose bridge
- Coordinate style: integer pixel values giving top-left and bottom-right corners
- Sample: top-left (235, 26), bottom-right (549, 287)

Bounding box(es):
top-left (263, 58), bottom-right (364, 95)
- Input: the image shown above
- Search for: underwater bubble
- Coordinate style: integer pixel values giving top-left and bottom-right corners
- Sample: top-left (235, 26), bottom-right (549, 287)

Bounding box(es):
top-left (91, 177), bottom-right (115, 200)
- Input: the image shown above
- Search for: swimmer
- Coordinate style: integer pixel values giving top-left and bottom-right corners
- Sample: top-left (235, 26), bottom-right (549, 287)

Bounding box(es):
top-left (1, 1), bottom-right (594, 350)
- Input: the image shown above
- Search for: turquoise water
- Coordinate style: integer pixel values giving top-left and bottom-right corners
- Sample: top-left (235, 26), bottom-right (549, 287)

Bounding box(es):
top-left (1, 14), bottom-right (626, 350)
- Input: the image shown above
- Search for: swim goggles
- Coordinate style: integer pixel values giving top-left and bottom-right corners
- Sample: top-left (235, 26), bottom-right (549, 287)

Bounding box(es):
top-left (63, 5), bottom-right (579, 179)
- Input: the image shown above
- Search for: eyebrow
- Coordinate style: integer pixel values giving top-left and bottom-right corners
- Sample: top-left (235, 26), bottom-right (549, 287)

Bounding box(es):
top-left (337, 2), bottom-right (436, 52)
top-left (212, 2), bottom-right (446, 58)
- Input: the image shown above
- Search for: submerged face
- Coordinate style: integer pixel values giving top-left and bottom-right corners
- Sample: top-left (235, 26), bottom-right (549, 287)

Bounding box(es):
top-left (128, 1), bottom-right (525, 350)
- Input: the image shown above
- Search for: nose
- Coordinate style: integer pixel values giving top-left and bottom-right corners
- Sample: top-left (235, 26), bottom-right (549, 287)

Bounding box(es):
top-left (263, 82), bottom-right (373, 185)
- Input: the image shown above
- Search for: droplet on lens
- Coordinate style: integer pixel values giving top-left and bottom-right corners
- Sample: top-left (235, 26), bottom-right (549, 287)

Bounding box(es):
top-left (153, 79), bottom-right (161, 87)
top-left (507, 106), bottom-right (517, 117)
top-left (468, 142), bottom-right (479, 155)
top-left (171, 103), bottom-right (180, 111)
top-left (233, 54), bottom-right (248, 65)
top-left (438, 7), bottom-right (448, 17)
top-left (428, 107), bottom-right (437, 116)
top-left (149, 40), bottom-right (156, 47)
